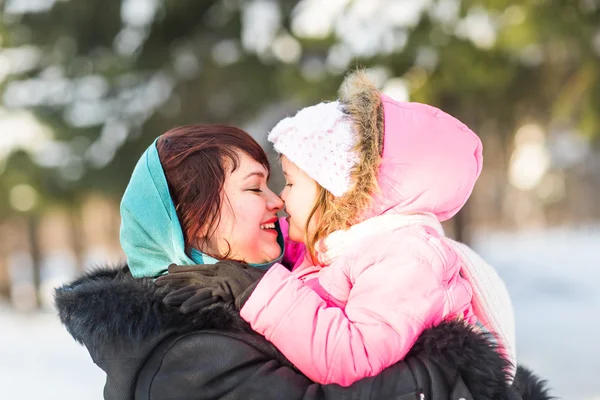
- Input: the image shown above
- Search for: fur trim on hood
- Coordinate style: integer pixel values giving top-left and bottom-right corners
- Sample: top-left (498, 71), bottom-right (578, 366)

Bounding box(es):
top-left (320, 70), bottom-right (385, 231)
top-left (331, 69), bottom-right (483, 225)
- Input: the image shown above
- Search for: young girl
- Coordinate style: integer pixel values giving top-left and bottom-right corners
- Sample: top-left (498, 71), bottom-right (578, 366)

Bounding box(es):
top-left (239, 71), bottom-right (516, 386)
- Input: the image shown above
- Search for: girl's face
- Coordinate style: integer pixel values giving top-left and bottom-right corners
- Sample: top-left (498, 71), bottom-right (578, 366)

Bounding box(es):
top-left (279, 156), bottom-right (319, 243)
top-left (202, 151), bottom-right (284, 263)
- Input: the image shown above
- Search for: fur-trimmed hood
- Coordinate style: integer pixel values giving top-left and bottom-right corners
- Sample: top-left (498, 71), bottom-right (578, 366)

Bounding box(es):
top-left (336, 71), bottom-right (483, 224)
top-left (54, 266), bottom-right (551, 400)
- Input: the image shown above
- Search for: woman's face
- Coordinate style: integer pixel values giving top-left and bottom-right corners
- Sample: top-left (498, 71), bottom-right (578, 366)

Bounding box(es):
top-left (203, 151), bottom-right (284, 263)
top-left (279, 156), bottom-right (319, 243)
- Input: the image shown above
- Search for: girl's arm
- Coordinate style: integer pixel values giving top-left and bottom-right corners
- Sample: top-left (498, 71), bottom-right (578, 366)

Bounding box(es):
top-left (240, 235), bottom-right (451, 387)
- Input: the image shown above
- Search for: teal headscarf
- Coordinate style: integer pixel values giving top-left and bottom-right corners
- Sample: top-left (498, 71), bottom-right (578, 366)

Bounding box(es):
top-left (120, 138), bottom-right (283, 278)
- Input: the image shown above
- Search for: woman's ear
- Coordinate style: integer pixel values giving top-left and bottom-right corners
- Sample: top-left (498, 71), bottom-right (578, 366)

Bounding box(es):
top-left (192, 227), bottom-right (211, 253)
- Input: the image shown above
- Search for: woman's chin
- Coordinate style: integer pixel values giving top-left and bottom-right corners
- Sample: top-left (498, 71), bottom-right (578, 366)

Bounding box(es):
top-left (265, 246), bottom-right (282, 262)
top-left (244, 245), bottom-right (280, 265)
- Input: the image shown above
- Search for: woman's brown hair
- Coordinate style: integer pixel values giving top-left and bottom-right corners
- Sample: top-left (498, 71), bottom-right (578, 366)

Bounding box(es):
top-left (156, 124), bottom-right (270, 259)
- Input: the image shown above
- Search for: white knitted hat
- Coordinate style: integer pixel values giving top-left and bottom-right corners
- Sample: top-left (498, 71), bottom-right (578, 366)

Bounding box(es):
top-left (268, 101), bottom-right (359, 197)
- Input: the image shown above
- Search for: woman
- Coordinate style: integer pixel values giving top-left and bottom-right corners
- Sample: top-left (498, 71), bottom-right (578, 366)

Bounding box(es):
top-left (55, 125), bottom-right (551, 399)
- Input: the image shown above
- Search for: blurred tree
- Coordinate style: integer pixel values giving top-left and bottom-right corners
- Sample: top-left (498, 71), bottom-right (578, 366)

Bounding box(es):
top-left (1, 0), bottom-right (599, 246)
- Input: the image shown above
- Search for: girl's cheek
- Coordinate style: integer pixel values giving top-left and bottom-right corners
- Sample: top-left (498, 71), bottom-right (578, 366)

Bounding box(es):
top-left (286, 188), bottom-right (296, 201)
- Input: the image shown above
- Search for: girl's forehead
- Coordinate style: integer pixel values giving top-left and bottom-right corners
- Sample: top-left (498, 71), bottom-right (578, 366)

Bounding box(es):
top-left (280, 155), bottom-right (297, 171)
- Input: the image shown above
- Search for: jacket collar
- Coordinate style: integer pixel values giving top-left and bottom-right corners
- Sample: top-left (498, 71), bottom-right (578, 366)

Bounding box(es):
top-left (54, 265), bottom-right (251, 353)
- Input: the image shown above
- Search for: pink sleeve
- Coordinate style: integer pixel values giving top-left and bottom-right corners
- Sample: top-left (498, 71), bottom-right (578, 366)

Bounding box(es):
top-left (240, 244), bottom-right (448, 387)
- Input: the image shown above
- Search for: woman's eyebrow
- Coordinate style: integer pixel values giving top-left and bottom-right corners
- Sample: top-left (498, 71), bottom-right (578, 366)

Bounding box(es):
top-left (242, 171), bottom-right (266, 180)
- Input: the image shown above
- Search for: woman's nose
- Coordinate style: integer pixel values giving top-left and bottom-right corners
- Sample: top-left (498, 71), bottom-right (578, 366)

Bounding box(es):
top-left (267, 191), bottom-right (284, 212)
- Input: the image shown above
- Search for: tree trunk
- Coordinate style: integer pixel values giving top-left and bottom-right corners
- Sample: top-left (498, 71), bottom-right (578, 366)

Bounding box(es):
top-left (453, 204), bottom-right (471, 245)
top-left (26, 215), bottom-right (42, 309)
top-left (69, 206), bottom-right (84, 271)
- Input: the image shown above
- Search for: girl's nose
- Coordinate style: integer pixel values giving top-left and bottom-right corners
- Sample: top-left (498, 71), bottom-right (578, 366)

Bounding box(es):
top-left (279, 186), bottom-right (287, 199)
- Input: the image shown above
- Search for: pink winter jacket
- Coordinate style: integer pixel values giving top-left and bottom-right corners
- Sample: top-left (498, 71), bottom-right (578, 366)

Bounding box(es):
top-left (241, 98), bottom-right (484, 386)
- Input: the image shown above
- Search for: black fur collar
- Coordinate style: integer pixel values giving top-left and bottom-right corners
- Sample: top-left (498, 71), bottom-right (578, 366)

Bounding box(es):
top-left (54, 265), bottom-right (251, 349)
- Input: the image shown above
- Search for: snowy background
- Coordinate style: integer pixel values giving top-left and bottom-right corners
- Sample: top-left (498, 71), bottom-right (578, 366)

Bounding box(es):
top-left (1, 225), bottom-right (599, 400)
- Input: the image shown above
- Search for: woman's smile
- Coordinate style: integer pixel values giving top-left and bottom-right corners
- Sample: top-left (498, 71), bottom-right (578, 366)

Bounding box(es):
top-left (259, 218), bottom-right (278, 235)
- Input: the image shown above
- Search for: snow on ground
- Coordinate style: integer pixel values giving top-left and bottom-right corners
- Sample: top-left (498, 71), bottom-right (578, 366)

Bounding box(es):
top-left (0, 225), bottom-right (598, 399)
top-left (474, 225), bottom-right (600, 400)
top-left (0, 303), bottom-right (105, 399)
